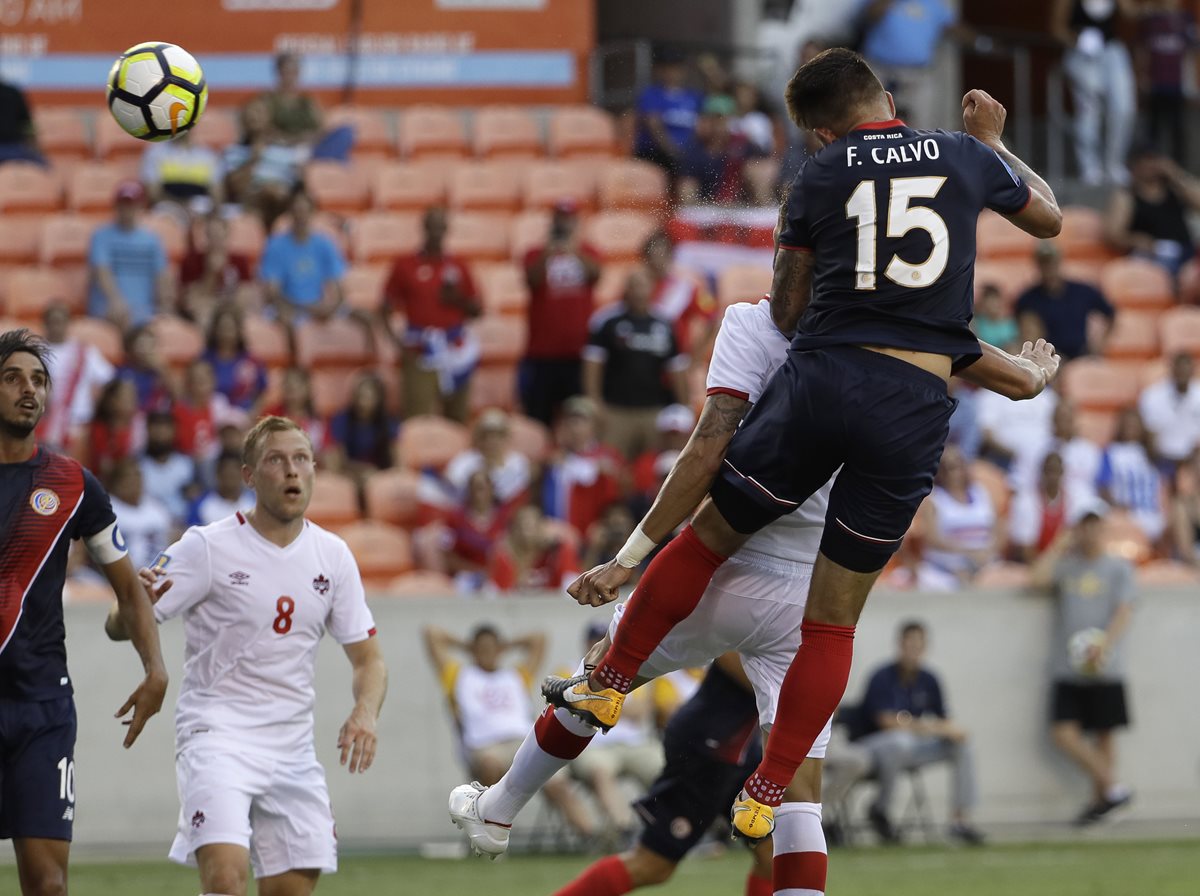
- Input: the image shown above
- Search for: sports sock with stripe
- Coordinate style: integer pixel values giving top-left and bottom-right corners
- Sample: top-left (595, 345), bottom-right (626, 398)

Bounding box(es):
top-left (771, 801), bottom-right (828, 895)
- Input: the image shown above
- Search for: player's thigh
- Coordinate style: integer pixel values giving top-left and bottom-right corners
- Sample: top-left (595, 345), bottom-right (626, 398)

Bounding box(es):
top-left (802, 556), bottom-right (882, 626)
top-left (258, 868), bottom-right (320, 896)
top-left (195, 842), bottom-right (252, 896)
top-left (251, 755), bottom-right (337, 880)
top-left (0, 697), bottom-right (77, 844)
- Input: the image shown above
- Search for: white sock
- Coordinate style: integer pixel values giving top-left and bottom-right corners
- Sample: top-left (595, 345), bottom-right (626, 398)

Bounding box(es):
top-left (477, 707), bottom-right (595, 824)
top-left (1105, 783), bottom-right (1130, 802)
top-left (772, 801), bottom-right (827, 896)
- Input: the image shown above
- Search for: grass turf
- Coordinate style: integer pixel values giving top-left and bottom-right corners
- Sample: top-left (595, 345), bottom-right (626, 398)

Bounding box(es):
top-left (7, 839), bottom-right (1195, 895)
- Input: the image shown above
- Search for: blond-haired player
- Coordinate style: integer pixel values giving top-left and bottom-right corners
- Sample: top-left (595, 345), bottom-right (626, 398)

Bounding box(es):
top-left (107, 416), bottom-right (387, 896)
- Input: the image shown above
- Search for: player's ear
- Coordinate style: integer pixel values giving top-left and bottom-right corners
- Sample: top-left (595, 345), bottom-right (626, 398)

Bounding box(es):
top-left (813, 127), bottom-right (837, 146)
top-left (241, 464), bottom-right (254, 488)
top-left (885, 91), bottom-right (897, 119)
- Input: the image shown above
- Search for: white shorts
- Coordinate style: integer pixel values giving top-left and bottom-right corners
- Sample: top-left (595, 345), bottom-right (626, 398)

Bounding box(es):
top-left (169, 742), bottom-right (337, 879)
top-left (607, 553), bottom-right (832, 759)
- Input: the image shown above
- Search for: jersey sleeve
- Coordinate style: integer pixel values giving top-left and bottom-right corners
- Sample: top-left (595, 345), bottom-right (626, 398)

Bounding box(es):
top-left (152, 528), bottom-right (214, 622)
top-left (965, 135), bottom-right (1031, 215)
top-left (325, 539), bottom-right (377, 644)
top-left (776, 166), bottom-right (812, 251)
top-left (705, 302), bottom-right (787, 403)
top-left (76, 468), bottom-right (118, 539)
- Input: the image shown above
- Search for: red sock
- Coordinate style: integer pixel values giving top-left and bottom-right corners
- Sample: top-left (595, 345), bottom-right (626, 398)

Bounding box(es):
top-left (534, 707), bottom-right (593, 759)
top-left (592, 526), bottom-right (727, 693)
top-left (552, 855), bottom-right (634, 896)
top-left (744, 621), bottom-right (855, 806)
top-left (773, 852), bottom-right (828, 895)
top-left (745, 870), bottom-right (773, 896)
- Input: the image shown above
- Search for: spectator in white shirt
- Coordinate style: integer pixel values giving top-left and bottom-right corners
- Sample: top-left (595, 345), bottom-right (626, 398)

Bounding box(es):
top-left (1010, 452), bottom-right (1076, 563)
top-left (1014, 398), bottom-right (1103, 502)
top-left (443, 409), bottom-right (532, 511)
top-left (977, 382), bottom-right (1057, 486)
top-left (916, 446), bottom-right (1003, 590)
top-left (1097, 407), bottom-right (1166, 542)
top-left (138, 409), bottom-right (197, 527)
top-left (39, 303), bottom-right (114, 452)
top-left (1137, 352), bottom-right (1200, 472)
top-left (106, 457), bottom-right (174, 570)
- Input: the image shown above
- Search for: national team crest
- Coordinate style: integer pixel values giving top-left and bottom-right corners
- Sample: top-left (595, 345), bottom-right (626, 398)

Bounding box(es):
top-left (313, 574), bottom-right (330, 595)
top-left (29, 488), bottom-right (60, 516)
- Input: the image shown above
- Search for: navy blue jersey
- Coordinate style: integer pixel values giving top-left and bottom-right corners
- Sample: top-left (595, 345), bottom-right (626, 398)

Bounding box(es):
top-left (0, 448), bottom-right (118, 700)
top-left (779, 120), bottom-right (1031, 367)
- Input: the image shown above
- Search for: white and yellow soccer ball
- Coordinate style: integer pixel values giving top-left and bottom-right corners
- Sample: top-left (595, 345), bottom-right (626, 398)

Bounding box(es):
top-left (106, 42), bottom-right (208, 142)
top-left (1067, 627), bottom-right (1108, 677)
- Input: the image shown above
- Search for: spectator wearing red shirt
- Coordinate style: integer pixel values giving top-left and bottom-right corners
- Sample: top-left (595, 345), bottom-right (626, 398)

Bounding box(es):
top-left (541, 395), bottom-right (623, 537)
top-left (87, 377), bottom-right (144, 481)
top-left (642, 230), bottom-right (718, 360)
top-left (383, 206), bottom-right (482, 423)
top-left (520, 199), bottom-right (601, 425)
top-left (445, 470), bottom-right (512, 592)
top-left (262, 366), bottom-right (327, 456)
top-left (630, 403), bottom-right (695, 499)
top-left (173, 358), bottom-right (247, 473)
top-left (1010, 452), bottom-right (1071, 563)
top-left (489, 505), bottom-right (581, 593)
top-left (179, 213), bottom-right (253, 325)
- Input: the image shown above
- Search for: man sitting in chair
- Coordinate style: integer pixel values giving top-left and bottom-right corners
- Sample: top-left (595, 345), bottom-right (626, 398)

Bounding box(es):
top-left (423, 625), bottom-right (595, 843)
top-left (850, 620), bottom-right (985, 845)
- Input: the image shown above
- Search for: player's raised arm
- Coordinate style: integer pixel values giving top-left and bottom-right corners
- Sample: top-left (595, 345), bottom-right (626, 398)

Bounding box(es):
top-left (962, 88), bottom-right (1062, 239)
top-left (957, 338), bottom-right (1061, 400)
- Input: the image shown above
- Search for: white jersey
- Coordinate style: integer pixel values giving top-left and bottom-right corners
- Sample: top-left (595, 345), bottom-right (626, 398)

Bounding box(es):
top-left (923, 483), bottom-right (996, 575)
top-left (706, 299), bottom-right (832, 566)
top-left (153, 513), bottom-right (376, 755)
top-left (446, 664), bottom-right (534, 751)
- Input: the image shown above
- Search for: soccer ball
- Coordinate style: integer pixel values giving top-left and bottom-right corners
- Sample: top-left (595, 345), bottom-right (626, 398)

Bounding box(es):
top-left (107, 42), bottom-right (208, 142)
top-left (1067, 627), bottom-right (1108, 677)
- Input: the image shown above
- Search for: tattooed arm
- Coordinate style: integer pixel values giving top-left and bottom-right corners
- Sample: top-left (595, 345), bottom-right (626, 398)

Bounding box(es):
top-left (769, 249), bottom-right (815, 337)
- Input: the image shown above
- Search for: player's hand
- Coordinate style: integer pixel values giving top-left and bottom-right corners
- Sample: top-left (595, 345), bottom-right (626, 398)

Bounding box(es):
top-left (116, 667), bottom-right (168, 749)
top-left (962, 88), bottom-right (1007, 148)
top-left (338, 705), bottom-right (378, 774)
top-left (1019, 338), bottom-right (1060, 384)
top-left (567, 560), bottom-right (633, 607)
top-left (137, 567), bottom-right (173, 605)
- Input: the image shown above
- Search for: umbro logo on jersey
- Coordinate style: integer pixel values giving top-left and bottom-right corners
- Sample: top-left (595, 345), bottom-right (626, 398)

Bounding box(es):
top-left (313, 574), bottom-right (330, 595)
top-left (229, 571), bottom-right (250, 585)
top-left (191, 810), bottom-right (206, 829)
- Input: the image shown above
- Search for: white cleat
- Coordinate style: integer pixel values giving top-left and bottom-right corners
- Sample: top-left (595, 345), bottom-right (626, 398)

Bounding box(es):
top-left (448, 782), bottom-right (511, 859)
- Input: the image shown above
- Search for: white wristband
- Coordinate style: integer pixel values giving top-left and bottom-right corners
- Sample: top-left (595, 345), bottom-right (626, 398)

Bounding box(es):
top-left (615, 525), bottom-right (657, 569)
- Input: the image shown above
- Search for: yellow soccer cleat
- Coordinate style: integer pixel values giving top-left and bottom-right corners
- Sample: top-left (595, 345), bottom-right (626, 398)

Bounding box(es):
top-left (541, 673), bottom-right (625, 732)
top-left (730, 791), bottom-right (776, 842)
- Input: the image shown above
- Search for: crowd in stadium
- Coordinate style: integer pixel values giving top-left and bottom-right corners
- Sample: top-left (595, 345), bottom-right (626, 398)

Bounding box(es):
top-left (2, 4), bottom-right (1200, 603)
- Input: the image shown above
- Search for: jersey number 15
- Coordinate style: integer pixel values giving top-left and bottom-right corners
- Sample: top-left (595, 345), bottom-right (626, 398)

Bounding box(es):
top-left (846, 176), bottom-right (948, 291)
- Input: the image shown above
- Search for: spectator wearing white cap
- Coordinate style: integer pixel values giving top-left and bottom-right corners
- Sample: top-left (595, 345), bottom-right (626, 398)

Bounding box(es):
top-left (87, 179), bottom-right (175, 329)
top-left (443, 409), bottom-right (532, 512)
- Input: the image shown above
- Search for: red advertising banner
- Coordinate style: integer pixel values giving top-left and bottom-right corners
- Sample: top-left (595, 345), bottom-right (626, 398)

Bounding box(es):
top-left (0, 0), bottom-right (595, 105)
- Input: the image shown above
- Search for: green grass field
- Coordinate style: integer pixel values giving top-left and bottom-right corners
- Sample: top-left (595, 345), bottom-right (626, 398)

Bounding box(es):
top-left (6, 839), bottom-right (1195, 895)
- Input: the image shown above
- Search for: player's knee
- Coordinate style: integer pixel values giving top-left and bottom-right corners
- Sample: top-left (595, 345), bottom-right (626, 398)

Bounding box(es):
top-left (201, 867), bottom-right (247, 896)
top-left (20, 863), bottom-right (66, 896)
top-left (1051, 722), bottom-right (1079, 749)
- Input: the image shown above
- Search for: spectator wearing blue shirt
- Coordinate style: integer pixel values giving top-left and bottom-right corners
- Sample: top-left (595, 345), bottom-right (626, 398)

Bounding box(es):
top-left (260, 189), bottom-right (346, 324)
top-left (1016, 241), bottom-right (1115, 361)
top-left (851, 621), bottom-right (984, 844)
top-left (1097, 407), bottom-right (1166, 543)
top-left (326, 372), bottom-right (400, 488)
top-left (87, 180), bottom-right (173, 328)
top-left (201, 304), bottom-right (268, 413)
top-left (856, 0), bottom-right (963, 128)
top-left (634, 52), bottom-right (704, 174)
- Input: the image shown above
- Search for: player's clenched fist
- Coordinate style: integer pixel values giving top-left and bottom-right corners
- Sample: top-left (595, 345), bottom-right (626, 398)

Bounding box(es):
top-left (567, 560), bottom-right (633, 607)
top-left (962, 88), bottom-right (1007, 147)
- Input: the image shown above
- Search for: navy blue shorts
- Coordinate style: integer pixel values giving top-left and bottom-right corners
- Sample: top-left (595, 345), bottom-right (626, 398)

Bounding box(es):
top-left (0, 697), bottom-right (77, 841)
top-left (712, 346), bottom-right (956, 573)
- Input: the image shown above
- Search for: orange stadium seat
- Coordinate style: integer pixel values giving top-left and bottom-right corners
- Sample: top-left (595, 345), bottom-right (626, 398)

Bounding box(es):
top-left (306, 471), bottom-right (361, 528)
top-left (294, 318), bottom-right (373, 370)
top-left (970, 459), bottom-right (1012, 516)
top-left (597, 159), bottom-right (669, 211)
top-left (473, 106), bottom-right (542, 158)
top-left (445, 212), bottom-right (511, 262)
top-left (1057, 206), bottom-right (1111, 261)
top-left (1104, 311), bottom-right (1160, 360)
top-left (508, 413), bottom-right (551, 464)
top-left (242, 315), bottom-right (291, 369)
top-left (1059, 358), bottom-right (1142, 411)
top-left (717, 264), bottom-right (772, 309)
top-left (447, 161), bottom-right (522, 211)
top-left (469, 364), bottom-right (519, 414)
top-left (326, 106), bottom-right (395, 158)
top-left (188, 107), bottom-right (238, 152)
top-left (0, 267), bottom-right (66, 322)
top-left (0, 164), bottom-right (62, 212)
top-left (0, 216), bottom-right (43, 265)
top-left (350, 211), bottom-right (422, 263)
top-left (33, 109), bottom-right (91, 162)
top-left (363, 468), bottom-right (423, 528)
top-left (522, 160), bottom-right (597, 211)
top-left (387, 570), bottom-right (457, 597)
top-left (1075, 409), bottom-right (1116, 446)
top-left (1100, 257), bottom-right (1174, 310)
top-left (1060, 259), bottom-right (1102, 287)
top-left (304, 161), bottom-right (371, 213)
top-left (972, 258), bottom-right (1037, 306)
top-left (65, 163), bottom-right (127, 212)
top-left (336, 521), bottom-right (414, 586)
top-left (372, 161), bottom-right (448, 211)
top-left (344, 263), bottom-right (389, 313)
top-left (398, 106), bottom-right (468, 159)
top-left (224, 212), bottom-right (267, 262)
top-left (1136, 560), bottom-right (1200, 585)
top-left (40, 215), bottom-right (96, 267)
top-left (309, 369), bottom-right (358, 418)
top-left (143, 211), bottom-right (187, 262)
top-left (508, 210), bottom-right (551, 261)
top-left (976, 211), bottom-right (1037, 260)
top-left (1137, 357), bottom-right (1169, 389)
top-left (150, 315), bottom-right (204, 368)
top-left (548, 106), bottom-right (617, 158)
top-left (472, 315), bottom-right (527, 364)
top-left (473, 261), bottom-right (529, 316)
top-left (594, 261), bottom-right (636, 306)
top-left (1158, 307), bottom-right (1200, 358)
top-left (92, 113), bottom-right (147, 161)
top-left (397, 415), bottom-right (470, 470)
top-left (67, 317), bottom-right (123, 365)
top-left (584, 211), bottom-right (659, 262)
